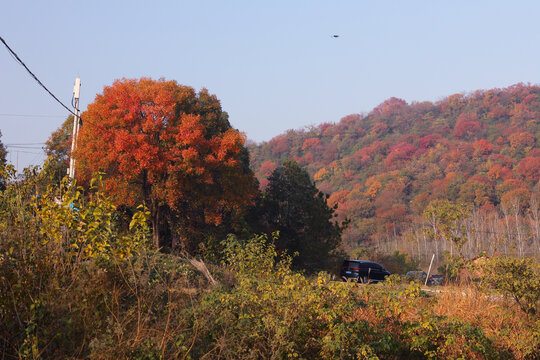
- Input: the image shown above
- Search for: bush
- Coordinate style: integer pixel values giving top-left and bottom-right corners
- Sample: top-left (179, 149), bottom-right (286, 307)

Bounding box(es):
top-left (0, 170), bottom-right (206, 358)
top-left (437, 251), bottom-right (467, 283)
top-left (189, 235), bottom-right (511, 359)
top-left (481, 256), bottom-right (540, 317)
top-left (192, 234), bottom-right (365, 359)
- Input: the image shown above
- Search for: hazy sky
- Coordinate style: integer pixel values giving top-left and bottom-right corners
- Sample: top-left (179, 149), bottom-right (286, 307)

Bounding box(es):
top-left (1, 1), bottom-right (540, 171)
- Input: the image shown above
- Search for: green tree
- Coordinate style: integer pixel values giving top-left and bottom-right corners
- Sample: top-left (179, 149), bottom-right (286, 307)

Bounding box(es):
top-left (44, 115), bottom-right (73, 184)
top-left (423, 199), bottom-right (471, 256)
top-left (482, 256), bottom-right (540, 317)
top-left (254, 160), bottom-right (345, 272)
top-left (0, 130), bottom-right (8, 190)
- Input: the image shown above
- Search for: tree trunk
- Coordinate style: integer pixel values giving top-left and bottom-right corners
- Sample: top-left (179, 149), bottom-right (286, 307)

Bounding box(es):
top-left (151, 204), bottom-right (172, 251)
top-left (152, 203), bottom-right (161, 249)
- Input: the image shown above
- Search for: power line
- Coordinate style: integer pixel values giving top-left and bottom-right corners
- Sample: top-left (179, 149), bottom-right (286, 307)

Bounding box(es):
top-left (0, 113), bottom-right (66, 118)
top-left (0, 36), bottom-right (78, 118)
top-left (8, 150), bottom-right (43, 155)
top-left (5, 143), bottom-right (45, 145)
top-left (6, 145), bottom-right (44, 149)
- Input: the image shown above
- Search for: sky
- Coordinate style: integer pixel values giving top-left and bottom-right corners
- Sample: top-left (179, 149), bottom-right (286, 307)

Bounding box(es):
top-left (1, 1), bottom-right (540, 172)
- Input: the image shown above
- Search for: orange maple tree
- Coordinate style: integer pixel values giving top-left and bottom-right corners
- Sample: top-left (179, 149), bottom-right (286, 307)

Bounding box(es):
top-left (75, 78), bottom-right (257, 250)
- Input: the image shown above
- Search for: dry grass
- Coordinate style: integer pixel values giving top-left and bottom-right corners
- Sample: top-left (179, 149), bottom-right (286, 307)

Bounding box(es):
top-left (431, 284), bottom-right (538, 359)
top-left (347, 282), bottom-right (539, 359)
top-left (432, 286), bottom-right (504, 325)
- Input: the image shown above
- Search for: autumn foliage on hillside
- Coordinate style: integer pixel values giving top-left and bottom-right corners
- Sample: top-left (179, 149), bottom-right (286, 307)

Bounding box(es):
top-left (249, 84), bottom-right (540, 255)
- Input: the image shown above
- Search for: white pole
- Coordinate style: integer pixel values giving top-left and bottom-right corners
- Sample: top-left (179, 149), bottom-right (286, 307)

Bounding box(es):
top-left (68, 78), bottom-right (81, 180)
top-left (425, 253), bottom-right (435, 286)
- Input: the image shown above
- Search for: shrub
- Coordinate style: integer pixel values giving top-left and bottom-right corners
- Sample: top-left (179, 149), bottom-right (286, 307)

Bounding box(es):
top-left (0, 170), bottom-right (204, 358)
top-left (190, 235), bottom-right (512, 359)
top-left (481, 256), bottom-right (540, 317)
top-left (437, 252), bottom-right (467, 283)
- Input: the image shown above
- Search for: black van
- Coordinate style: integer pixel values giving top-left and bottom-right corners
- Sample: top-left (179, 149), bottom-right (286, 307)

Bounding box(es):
top-left (340, 260), bottom-right (390, 283)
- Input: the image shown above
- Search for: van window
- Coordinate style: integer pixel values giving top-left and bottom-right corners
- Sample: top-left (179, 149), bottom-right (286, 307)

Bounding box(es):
top-left (343, 261), bottom-right (359, 268)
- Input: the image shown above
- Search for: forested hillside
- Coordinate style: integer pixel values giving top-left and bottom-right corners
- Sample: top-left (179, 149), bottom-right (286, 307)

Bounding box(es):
top-left (249, 84), bottom-right (540, 259)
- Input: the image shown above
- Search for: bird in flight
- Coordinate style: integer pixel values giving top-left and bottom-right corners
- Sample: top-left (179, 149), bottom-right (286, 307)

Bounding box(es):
top-left (332, 35), bottom-right (340, 38)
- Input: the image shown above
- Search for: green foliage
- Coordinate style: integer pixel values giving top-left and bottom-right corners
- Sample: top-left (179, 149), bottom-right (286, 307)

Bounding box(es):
top-left (481, 256), bottom-right (540, 317)
top-left (221, 232), bottom-right (285, 278)
top-left (406, 318), bottom-right (508, 359)
top-left (193, 234), bottom-right (359, 358)
top-left (253, 159), bottom-right (346, 273)
top-left (0, 168), bottom-right (159, 358)
top-left (190, 235), bottom-right (512, 359)
top-left (423, 200), bottom-right (471, 255)
top-left (437, 251), bottom-right (467, 283)
top-left (43, 115), bottom-right (73, 184)
top-left (36, 173), bottom-right (151, 261)
top-left (195, 234), bottom-right (385, 359)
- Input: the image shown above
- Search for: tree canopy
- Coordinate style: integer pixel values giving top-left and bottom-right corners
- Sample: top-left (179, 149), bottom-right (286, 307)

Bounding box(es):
top-left (254, 160), bottom-right (345, 272)
top-left (75, 78), bottom-right (258, 251)
top-left (44, 115), bottom-right (73, 183)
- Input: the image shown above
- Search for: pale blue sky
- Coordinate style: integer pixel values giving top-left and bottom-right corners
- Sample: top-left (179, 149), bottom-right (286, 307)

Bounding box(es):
top-left (1, 1), bottom-right (540, 171)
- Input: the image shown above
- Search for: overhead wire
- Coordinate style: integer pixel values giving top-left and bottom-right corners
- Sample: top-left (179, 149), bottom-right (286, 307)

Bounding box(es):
top-left (8, 150), bottom-right (42, 155)
top-left (5, 142), bottom-right (45, 145)
top-left (0, 36), bottom-right (78, 118)
top-left (6, 145), bottom-right (44, 149)
top-left (0, 113), bottom-right (66, 118)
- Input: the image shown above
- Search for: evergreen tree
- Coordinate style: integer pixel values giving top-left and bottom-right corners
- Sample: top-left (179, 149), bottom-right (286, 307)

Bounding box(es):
top-left (256, 160), bottom-right (345, 272)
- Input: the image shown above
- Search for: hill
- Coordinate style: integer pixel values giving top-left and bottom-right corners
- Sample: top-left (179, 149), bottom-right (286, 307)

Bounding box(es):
top-left (248, 83), bottom-right (540, 258)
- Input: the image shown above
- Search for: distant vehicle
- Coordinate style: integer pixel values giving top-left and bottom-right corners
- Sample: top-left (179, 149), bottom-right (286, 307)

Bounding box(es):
top-left (406, 270), bottom-right (427, 283)
top-left (427, 274), bottom-right (445, 286)
top-left (405, 271), bottom-right (445, 285)
top-left (340, 260), bottom-right (390, 283)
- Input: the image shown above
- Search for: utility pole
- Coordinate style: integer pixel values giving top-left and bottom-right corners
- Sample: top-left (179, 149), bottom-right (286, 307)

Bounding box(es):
top-left (68, 78), bottom-right (81, 180)
top-left (425, 253), bottom-right (435, 286)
